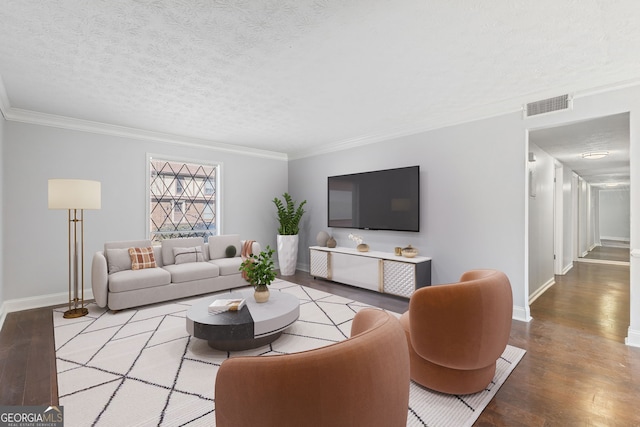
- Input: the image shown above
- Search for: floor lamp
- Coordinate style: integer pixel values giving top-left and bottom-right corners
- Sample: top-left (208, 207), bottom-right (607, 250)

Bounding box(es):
top-left (48, 179), bottom-right (101, 318)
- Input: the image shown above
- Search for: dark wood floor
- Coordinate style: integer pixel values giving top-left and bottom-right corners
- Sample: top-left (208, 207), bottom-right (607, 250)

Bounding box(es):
top-left (1, 263), bottom-right (639, 426)
top-left (583, 245), bottom-right (630, 262)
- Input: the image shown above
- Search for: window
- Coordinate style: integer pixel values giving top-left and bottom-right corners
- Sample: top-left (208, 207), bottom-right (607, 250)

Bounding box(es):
top-left (172, 201), bottom-right (185, 222)
top-left (149, 157), bottom-right (218, 243)
top-left (205, 179), bottom-right (214, 195)
top-left (203, 203), bottom-right (214, 221)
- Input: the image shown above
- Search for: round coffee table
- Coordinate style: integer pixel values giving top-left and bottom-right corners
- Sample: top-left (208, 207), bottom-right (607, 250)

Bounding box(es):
top-left (186, 289), bottom-right (300, 351)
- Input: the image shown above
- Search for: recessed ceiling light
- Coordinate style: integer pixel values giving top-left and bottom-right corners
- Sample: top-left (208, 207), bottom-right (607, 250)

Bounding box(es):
top-left (581, 151), bottom-right (609, 159)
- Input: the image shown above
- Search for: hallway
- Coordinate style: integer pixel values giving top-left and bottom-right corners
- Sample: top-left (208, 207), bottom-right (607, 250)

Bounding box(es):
top-left (531, 261), bottom-right (630, 343)
top-left (582, 245), bottom-right (630, 263)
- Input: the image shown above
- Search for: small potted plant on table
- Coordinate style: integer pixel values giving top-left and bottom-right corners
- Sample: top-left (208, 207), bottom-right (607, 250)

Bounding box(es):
top-left (239, 246), bottom-right (277, 303)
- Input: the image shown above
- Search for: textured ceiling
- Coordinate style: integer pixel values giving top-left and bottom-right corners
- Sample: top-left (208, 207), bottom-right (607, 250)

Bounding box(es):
top-left (530, 113), bottom-right (630, 187)
top-left (0, 0), bottom-right (639, 160)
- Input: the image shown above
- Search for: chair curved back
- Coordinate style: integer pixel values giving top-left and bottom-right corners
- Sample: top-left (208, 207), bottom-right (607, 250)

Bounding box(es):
top-left (409, 269), bottom-right (512, 370)
top-left (400, 269), bottom-right (513, 394)
top-left (215, 308), bottom-right (410, 427)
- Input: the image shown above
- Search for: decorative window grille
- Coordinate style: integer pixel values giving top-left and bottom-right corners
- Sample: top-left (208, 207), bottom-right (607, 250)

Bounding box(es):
top-left (149, 157), bottom-right (218, 243)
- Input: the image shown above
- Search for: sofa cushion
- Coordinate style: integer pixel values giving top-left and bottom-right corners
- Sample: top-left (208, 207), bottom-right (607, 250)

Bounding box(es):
top-left (106, 248), bottom-right (132, 274)
top-left (108, 268), bottom-right (171, 293)
top-left (163, 262), bottom-right (219, 284)
top-left (129, 247), bottom-right (158, 270)
top-left (173, 246), bottom-right (205, 264)
top-left (104, 239), bottom-right (152, 273)
top-left (210, 257), bottom-right (243, 276)
top-left (209, 235), bottom-right (241, 260)
top-left (162, 237), bottom-right (205, 266)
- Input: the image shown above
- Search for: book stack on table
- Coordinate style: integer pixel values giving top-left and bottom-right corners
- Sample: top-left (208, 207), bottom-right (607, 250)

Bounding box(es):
top-left (208, 299), bottom-right (246, 314)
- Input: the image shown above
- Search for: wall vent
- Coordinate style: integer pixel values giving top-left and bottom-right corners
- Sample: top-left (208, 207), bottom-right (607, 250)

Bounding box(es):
top-left (525, 94), bottom-right (570, 117)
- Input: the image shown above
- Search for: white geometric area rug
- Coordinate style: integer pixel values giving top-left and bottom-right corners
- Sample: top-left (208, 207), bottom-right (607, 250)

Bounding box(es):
top-left (54, 279), bottom-right (525, 427)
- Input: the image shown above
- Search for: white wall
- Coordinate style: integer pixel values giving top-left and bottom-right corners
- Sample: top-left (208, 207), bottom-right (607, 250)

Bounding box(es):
top-left (491, 84), bottom-right (640, 345)
top-left (599, 188), bottom-right (630, 241)
top-left (528, 143), bottom-right (555, 299)
top-left (577, 178), bottom-right (590, 256)
top-left (289, 112), bottom-right (530, 321)
top-left (0, 115), bottom-right (5, 319)
top-left (562, 166), bottom-right (574, 271)
top-left (290, 83), bottom-right (640, 344)
top-left (2, 84), bottom-right (639, 346)
top-left (2, 121), bottom-right (288, 303)
top-left (590, 185), bottom-right (600, 248)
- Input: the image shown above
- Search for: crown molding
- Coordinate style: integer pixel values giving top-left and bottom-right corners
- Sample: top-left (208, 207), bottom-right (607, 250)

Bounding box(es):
top-left (289, 79), bottom-right (640, 160)
top-left (289, 103), bottom-right (524, 160)
top-left (2, 105), bottom-right (288, 161)
top-left (571, 78), bottom-right (640, 99)
top-left (3, 73), bottom-right (639, 162)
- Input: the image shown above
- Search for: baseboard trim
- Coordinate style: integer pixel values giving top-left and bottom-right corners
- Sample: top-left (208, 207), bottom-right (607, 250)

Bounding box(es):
top-left (0, 290), bottom-right (94, 332)
top-left (561, 262), bottom-right (573, 275)
top-left (0, 305), bottom-right (6, 334)
top-left (600, 236), bottom-right (630, 243)
top-left (529, 277), bottom-right (555, 305)
top-left (626, 328), bottom-right (640, 348)
top-left (513, 305), bottom-right (532, 323)
top-left (576, 258), bottom-right (630, 267)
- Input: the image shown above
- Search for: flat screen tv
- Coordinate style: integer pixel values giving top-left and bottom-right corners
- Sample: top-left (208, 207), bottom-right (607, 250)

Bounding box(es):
top-left (328, 166), bottom-right (420, 232)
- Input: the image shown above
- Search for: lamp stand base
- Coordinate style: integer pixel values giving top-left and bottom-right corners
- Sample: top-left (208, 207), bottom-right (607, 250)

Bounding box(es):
top-left (63, 307), bottom-right (89, 318)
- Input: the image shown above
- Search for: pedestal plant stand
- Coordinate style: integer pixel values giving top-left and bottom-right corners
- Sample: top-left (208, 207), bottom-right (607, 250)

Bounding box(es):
top-left (273, 193), bottom-right (306, 276)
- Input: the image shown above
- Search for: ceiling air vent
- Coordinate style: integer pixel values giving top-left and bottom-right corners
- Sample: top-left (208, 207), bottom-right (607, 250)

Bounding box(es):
top-left (525, 94), bottom-right (570, 117)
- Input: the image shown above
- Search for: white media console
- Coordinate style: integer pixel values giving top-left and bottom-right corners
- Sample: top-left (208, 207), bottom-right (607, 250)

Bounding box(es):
top-left (309, 246), bottom-right (431, 298)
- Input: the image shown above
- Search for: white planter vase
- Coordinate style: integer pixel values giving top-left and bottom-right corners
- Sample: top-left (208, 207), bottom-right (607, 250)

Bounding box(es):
top-left (277, 234), bottom-right (299, 276)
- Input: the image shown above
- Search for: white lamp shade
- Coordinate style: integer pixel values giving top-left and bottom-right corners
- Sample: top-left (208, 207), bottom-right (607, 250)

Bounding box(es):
top-left (48, 179), bottom-right (101, 210)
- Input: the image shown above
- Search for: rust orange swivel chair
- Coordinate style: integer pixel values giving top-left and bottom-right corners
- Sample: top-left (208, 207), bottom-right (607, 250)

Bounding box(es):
top-left (214, 308), bottom-right (410, 427)
top-left (400, 269), bottom-right (513, 395)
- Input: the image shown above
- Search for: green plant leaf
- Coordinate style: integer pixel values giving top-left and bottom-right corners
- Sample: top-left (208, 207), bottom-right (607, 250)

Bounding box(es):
top-left (273, 193), bottom-right (306, 235)
top-left (239, 246), bottom-right (277, 287)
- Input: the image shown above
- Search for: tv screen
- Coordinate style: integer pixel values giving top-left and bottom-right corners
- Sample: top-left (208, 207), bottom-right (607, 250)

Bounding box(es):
top-left (328, 166), bottom-right (420, 232)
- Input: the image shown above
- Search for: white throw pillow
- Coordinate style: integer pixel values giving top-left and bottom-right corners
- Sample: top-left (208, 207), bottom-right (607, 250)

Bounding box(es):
top-left (208, 234), bottom-right (241, 260)
top-left (106, 248), bottom-right (132, 274)
top-left (173, 247), bottom-right (205, 265)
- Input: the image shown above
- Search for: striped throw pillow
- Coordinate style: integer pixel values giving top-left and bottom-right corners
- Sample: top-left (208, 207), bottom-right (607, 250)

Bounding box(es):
top-left (129, 247), bottom-right (157, 270)
top-left (173, 246), bottom-right (205, 265)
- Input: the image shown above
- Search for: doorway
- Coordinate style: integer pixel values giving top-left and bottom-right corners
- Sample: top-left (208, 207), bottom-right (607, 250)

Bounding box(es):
top-left (530, 113), bottom-right (630, 267)
top-left (527, 113), bottom-right (631, 332)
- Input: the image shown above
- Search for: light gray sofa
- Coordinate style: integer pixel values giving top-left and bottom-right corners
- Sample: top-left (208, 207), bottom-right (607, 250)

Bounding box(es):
top-left (91, 235), bottom-right (261, 310)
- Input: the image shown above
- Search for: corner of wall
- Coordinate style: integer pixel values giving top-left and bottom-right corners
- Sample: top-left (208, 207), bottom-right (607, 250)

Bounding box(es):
top-left (0, 107), bottom-right (5, 321)
top-left (0, 304), bottom-right (6, 333)
top-left (513, 305), bottom-right (532, 323)
top-left (626, 328), bottom-right (640, 348)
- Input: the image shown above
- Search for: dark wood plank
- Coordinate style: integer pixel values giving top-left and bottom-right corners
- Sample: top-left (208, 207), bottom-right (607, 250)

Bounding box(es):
top-left (478, 262), bottom-right (639, 426)
top-left (23, 309), bottom-right (57, 405)
top-left (0, 310), bottom-right (28, 405)
top-left (583, 245), bottom-right (630, 262)
top-left (0, 307), bottom-right (60, 406)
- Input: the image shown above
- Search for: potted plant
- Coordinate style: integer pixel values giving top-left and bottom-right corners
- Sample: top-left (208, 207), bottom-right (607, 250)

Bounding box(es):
top-left (239, 246), bottom-right (277, 302)
top-left (273, 193), bottom-right (307, 276)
